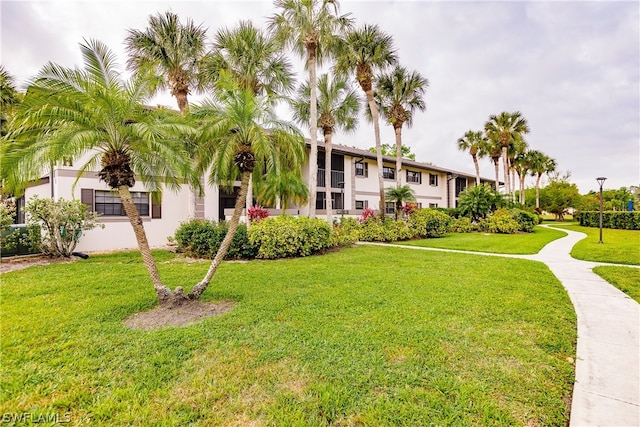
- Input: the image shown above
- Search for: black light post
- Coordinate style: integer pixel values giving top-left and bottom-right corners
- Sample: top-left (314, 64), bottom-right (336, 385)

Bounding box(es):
top-left (596, 177), bottom-right (607, 244)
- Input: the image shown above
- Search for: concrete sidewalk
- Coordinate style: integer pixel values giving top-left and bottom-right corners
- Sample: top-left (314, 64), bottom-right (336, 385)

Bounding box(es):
top-left (363, 226), bottom-right (640, 426)
top-left (528, 226), bottom-right (639, 427)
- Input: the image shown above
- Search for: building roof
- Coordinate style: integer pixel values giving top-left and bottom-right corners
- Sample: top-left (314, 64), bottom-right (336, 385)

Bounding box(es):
top-left (311, 140), bottom-right (498, 183)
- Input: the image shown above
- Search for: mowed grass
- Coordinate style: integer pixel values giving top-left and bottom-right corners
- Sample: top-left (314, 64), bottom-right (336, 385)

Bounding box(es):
top-left (1, 246), bottom-right (576, 426)
top-left (547, 223), bottom-right (640, 265)
top-left (397, 225), bottom-right (566, 254)
top-left (593, 266), bottom-right (640, 303)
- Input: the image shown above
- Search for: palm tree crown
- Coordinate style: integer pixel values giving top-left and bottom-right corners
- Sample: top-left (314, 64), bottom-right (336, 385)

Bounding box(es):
top-left (457, 130), bottom-right (487, 186)
top-left (125, 11), bottom-right (207, 114)
top-left (201, 20), bottom-right (294, 97)
top-left (375, 65), bottom-right (428, 187)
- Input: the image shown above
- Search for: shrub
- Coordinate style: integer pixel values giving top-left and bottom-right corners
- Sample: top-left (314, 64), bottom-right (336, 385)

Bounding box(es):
top-left (574, 211), bottom-right (640, 230)
top-left (481, 209), bottom-right (520, 234)
top-left (25, 196), bottom-right (102, 257)
top-left (450, 217), bottom-right (479, 233)
top-left (359, 207), bottom-right (377, 223)
top-left (357, 217), bottom-right (413, 242)
top-left (330, 217), bottom-right (359, 247)
top-left (249, 216), bottom-right (332, 259)
top-left (510, 208), bottom-right (539, 232)
top-left (409, 208), bottom-right (451, 238)
top-left (173, 219), bottom-right (257, 259)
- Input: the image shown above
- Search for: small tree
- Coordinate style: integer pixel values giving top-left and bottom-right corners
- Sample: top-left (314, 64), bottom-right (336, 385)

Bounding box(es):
top-left (385, 184), bottom-right (415, 220)
top-left (0, 200), bottom-right (18, 250)
top-left (457, 184), bottom-right (503, 222)
top-left (25, 196), bottom-right (103, 257)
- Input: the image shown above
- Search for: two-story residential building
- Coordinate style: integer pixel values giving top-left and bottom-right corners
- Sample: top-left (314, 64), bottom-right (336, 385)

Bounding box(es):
top-left (17, 140), bottom-right (495, 253)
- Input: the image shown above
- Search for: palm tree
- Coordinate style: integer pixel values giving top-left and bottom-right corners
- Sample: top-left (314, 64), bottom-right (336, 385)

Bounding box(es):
top-left (201, 20), bottom-right (294, 97)
top-left (528, 150), bottom-right (556, 209)
top-left (484, 111), bottom-right (530, 199)
top-left (334, 24), bottom-right (397, 217)
top-left (385, 184), bottom-right (415, 220)
top-left (269, 0), bottom-right (353, 219)
top-left (375, 65), bottom-right (428, 188)
top-left (187, 72), bottom-right (306, 300)
top-left (457, 130), bottom-right (487, 186)
top-left (509, 136), bottom-right (529, 203)
top-left (125, 11), bottom-right (206, 115)
top-left (2, 40), bottom-right (196, 306)
top-left (290, 73), bottom-right (359, 222)
top-left (255, 169), bottom-right (309, 212)
top-left (0, 66), bottom-right (20, 137)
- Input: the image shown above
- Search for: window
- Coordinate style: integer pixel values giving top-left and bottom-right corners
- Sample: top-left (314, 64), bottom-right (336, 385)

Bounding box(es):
top-left (95, 190), bottom-right (150, 216)
top-left (383, 166), bottom-right (395, 180)
top-left (406, 170), bottom-right (421, 184)
top-left (429, 174), bottom-right (438, 186)
top-left (429, 203), bottom-right (438, 208)
top-left (355, 162), bottom-right (368, 177)
top-left (355, 200), bottom-right (368, 210)
top-left (385, 202), bottom-right (396, 215)
top-left (316, 192), bottom-right (326, 210)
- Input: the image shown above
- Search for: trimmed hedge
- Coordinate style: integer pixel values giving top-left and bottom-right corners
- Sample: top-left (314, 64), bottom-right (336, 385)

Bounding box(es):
top-left (358, 217), bottom-right (414, 242)
top-left (173, 219), bottom-right (258, 259)
top-left (575, 211), bottom-right (640, 230)
top-left (249, 215), bottom-right (332, 259)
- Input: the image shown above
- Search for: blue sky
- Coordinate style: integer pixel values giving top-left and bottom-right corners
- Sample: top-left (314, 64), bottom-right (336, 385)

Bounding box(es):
top-left (1, 0), bottom-right (638, 193)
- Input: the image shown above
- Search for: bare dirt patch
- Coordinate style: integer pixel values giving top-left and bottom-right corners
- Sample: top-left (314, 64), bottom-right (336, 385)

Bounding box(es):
top-left (0, 254), bottom-right (78, 274)
top-left (124, 300), bottom-right (237, 330)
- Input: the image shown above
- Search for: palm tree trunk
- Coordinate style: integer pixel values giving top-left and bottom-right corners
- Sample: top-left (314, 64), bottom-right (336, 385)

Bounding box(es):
top-left (307, 47), bottom-right (318, 219)
top-left (394, 124), bottom-right (402, 188)
top-left (118, 185), bottom-right (173, 304)
top-left (501, 146), bottom-right (510, 199)
top-left (472, 154), bottom-right (481, 186)
top-left (535, 174), bottom-right (542, 209)
top-left (188, 171), bottom-right (250, 300)
top-left (325, 129), bottom-right (333, 224)
top-left (493, 158), bottom-right (500, 191)
top-left (367, 89), bottom-right (386, 219)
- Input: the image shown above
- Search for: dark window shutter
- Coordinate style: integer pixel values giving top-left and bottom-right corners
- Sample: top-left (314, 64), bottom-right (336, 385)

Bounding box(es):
top-left (81, 189), bottom-right (94, 211)
top-left (151, 201), bottom-right (161, 219)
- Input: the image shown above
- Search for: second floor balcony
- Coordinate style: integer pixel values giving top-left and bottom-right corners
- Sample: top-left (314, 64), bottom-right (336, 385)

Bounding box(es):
top-left (317, 169), bottom-right (345, 189)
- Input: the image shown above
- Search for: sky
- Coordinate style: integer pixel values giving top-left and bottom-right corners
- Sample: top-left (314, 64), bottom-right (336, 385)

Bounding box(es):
top-left (1, 0), bottom-right (638, 194)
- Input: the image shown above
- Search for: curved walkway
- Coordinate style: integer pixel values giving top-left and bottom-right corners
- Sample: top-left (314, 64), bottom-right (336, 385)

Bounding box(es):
top-left (362, 226), bottom-right (640, 426)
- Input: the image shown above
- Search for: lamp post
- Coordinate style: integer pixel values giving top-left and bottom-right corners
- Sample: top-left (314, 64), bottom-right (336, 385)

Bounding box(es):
top-left (596, 177), bottom-right (607, 244)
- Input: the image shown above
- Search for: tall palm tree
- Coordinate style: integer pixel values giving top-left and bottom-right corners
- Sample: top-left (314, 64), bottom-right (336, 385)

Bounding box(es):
top-left (375, 65), bottom-right (428, 188)
top-left (201, 20), bottom-right (294, 97)
top-left (269, 0), bottom-right (353, 219)
top-left (484, 111), bottom-right (530, 199)
top-left (334, 24), bottom-right (397, 217)
top-left (125, 11), bottom-right (206, 115)
top-left (509, 135), bottom-right (529, 203)
top-left (385, 184), bottom-right (415, 220)
top-left (188, 72), bottom-right (306, 300)
top-left (2, 40), bottom-right (196, 306)
top-left (457, 130), bottom-right (487, 186)
top-left (482, 137), bottom-right (503, 191)
top-left (290, 73), bottom-right (359, 222)
top-left (528, 150), bottom-right (556, 209)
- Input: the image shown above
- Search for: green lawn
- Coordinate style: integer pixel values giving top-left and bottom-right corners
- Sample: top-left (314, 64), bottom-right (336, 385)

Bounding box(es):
top-left (547, 223), bottom-right (640, 265)
top-left (1, 247), bottom-right (576, 426)
top-left (593, 266), bottom-right (640, 303)
top-left (397, 225), bottom-right (567, 254)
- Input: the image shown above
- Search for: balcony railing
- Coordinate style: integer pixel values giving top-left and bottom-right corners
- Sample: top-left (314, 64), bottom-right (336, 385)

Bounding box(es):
top-left (317, 169), bottom-right (345, 188)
